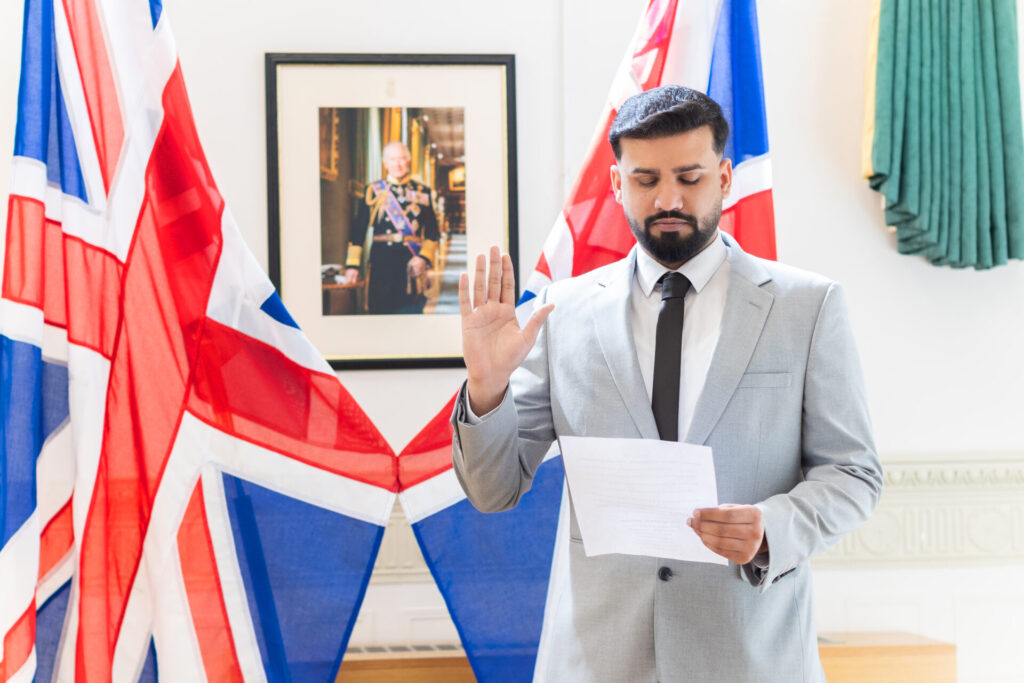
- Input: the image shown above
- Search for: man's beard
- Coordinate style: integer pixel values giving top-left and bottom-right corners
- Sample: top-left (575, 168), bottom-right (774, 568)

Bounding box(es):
top-left (627, 204), bottom-right (721, 265)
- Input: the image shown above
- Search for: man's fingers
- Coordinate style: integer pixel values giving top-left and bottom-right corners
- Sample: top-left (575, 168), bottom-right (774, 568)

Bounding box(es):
top-left (522, 303), bottom-right (555, 348)
top-left (698, 535), bottom-right (748, 554)
top-left (488, 246), bottom-right (502, 303)
top-left (688, 519), bottom-right (759, 541)
top-left (500, 253), bottom-right (515, 304)
top-left (469, 248), bottom-right (516, 308)
top-left (459, 272), bottom-right (471, 317)
top-left (694, 531), bottom-right (756, 563)
top-left (696, 533), bottom-right (728, 557)
top-left (473, 253), bottom-right (487, 307)
top-left (693, 506), bottom-right (760, 524)
top-left (691, 509), bottom-right (764, 564)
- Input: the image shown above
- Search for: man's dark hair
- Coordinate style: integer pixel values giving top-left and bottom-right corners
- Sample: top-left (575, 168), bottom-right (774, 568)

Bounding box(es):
top-left (608, 86), bottom-right (729, 160)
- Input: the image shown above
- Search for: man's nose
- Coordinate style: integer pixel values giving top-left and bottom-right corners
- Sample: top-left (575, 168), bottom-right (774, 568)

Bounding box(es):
top-left (653, 185), bottom-right (685, 212)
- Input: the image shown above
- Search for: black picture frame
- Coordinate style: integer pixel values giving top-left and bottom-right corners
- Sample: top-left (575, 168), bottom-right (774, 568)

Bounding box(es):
top-left (265, 53), bottom-right (518, 370)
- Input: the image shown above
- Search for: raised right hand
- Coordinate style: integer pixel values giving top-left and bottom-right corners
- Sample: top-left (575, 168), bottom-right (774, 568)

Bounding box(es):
top-left (460, 246), bottom-right (554, 415)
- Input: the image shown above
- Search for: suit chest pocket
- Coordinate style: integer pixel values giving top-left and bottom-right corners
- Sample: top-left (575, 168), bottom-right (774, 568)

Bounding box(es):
top-left (736, 372), bottom-right (792, 389)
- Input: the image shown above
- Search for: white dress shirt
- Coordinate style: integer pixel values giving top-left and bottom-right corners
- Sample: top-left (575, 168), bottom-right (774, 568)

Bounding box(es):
top-left (632, 231), bottom-right (729, 440)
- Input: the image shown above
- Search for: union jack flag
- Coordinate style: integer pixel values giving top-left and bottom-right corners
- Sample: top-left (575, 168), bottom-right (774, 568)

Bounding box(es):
top-left (403, 0), bottom-right (777, 679)
top-left (520, 0), bottom-right (775, 309)
top-left (0, 1), bottom-right (397, 681)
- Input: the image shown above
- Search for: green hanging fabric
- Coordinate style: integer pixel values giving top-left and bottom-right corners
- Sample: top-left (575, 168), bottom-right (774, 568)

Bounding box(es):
top-left (863, 0), bottom-right (1024, 269)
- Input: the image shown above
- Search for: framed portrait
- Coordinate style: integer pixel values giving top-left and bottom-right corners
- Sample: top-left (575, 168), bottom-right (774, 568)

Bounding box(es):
top-left (266, 53), bottom-right (518, 369)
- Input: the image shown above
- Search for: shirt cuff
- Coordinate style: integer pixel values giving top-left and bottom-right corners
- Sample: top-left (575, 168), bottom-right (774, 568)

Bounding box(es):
top-left (462, 385), bottom-right (505, 425)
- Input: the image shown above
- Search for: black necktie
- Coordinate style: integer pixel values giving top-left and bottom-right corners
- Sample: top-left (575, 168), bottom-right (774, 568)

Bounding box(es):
top-left (652, 271), bottom-right (691, 441)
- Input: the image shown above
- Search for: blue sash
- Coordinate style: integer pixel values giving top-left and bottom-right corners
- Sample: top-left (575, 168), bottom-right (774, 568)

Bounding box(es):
top-left (372, 180), bottom-right (421, 256)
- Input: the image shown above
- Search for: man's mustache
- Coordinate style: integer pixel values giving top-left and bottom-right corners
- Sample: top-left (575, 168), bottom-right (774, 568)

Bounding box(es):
top-left (644, 210), bottom-right (697, 230)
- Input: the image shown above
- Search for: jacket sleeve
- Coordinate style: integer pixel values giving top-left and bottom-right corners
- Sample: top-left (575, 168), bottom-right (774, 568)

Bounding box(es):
top-left (450, 290), bottom-right (557, 513)
top-left (745, 282), bottom-right (884, 591)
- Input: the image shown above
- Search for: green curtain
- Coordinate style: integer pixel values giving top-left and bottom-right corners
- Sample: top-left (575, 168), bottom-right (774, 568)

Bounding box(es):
top-left (864, 0), bottom-right (1024, 269)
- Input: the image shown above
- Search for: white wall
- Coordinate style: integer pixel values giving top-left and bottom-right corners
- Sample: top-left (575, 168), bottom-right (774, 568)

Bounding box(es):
top-left (2, 1), bottom-right (1023, 681)
top-left (760, 4), bottom-right (1024, 456)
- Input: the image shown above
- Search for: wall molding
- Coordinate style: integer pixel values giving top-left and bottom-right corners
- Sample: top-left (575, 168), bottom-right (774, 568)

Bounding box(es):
top-left (814, 452), bottom-right (1024, 568)
top-left (369, 453), bottom-right (1024, 583)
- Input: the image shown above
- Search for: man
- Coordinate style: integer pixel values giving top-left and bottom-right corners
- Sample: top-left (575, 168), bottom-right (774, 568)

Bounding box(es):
top-left (345, 141), bottom-right (440, 314)
top-left (451, 86), bottom-right (882, 681)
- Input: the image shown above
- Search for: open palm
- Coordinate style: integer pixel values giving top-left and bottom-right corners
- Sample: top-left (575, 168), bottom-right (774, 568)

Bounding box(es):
top-left (460, 247), bottom-right (554, 414)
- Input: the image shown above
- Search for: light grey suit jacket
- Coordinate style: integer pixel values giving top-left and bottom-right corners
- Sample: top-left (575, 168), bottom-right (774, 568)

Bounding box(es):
top-left (451, 235), bottom-right (883, 682)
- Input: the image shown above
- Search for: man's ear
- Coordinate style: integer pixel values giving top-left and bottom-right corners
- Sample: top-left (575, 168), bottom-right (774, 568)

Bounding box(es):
top-left (610, 164), bottom-right (623, 204)
top-left (719, 157), bottom-right (733, 200)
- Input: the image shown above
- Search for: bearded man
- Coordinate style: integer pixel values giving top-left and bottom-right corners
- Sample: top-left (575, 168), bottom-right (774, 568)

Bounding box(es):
top-left (450, 86), bottom-right (882, 681)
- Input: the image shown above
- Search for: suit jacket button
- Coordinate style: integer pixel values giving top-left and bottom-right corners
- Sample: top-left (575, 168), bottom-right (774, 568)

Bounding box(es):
top-left (658, 566), bottom-right (672, 581)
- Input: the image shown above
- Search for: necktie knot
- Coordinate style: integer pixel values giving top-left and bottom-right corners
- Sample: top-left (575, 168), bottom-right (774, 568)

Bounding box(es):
top-left (659, 271), bottom-right (691, 301)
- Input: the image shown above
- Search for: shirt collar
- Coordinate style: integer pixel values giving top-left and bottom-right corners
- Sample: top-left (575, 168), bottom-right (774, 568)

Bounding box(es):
top-left (635, 230), bottom-right (727, 297)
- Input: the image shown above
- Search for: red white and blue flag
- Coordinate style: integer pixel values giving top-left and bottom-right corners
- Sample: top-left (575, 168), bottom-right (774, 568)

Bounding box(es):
top-left (2, 0), bottom-right (777, 681)
top-left (403, 0), bottom-right (777, 680)
top-left (0, 1), bottom-right (397, 681)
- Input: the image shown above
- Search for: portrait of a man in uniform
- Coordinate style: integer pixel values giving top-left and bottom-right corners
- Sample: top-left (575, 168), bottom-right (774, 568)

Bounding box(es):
top-left (318, 106), bottom-right (466, 317)
top-left (343, 142), bottom-right (440, 314)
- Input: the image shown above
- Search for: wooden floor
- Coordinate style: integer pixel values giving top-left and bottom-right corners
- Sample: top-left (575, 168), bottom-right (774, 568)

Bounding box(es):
top-left (337, 631), bottom-right (957, 682)
top-left (338, 646), bottom-right (474, 683)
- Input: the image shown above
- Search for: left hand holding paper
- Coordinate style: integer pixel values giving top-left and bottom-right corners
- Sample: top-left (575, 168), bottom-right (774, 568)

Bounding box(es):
top-left (688, 504), bottom-right (767, 565)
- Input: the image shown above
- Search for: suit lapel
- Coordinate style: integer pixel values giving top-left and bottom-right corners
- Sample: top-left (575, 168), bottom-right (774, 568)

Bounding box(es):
top-left (685, 237), bottom-right (774, 445)
top-left (588, 249), bottom-right (660, 440)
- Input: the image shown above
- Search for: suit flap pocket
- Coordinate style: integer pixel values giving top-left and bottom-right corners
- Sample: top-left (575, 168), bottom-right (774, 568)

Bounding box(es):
top-left (737, 372), bottom-right (792, 389)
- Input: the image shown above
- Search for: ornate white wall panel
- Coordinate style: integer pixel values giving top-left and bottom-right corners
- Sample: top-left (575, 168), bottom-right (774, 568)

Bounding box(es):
top-left (815, 452), bottom-right (1024, 567)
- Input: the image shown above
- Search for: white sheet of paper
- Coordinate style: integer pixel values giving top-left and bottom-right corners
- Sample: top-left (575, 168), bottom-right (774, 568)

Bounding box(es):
top-left (558, 435), bottom-right (726, 565)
